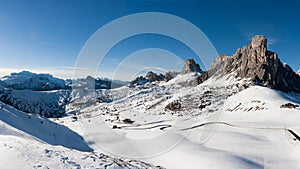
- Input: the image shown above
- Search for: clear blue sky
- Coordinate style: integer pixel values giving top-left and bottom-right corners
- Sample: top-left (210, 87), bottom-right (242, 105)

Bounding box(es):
top-left (0, 0), bottom-right (299, 79)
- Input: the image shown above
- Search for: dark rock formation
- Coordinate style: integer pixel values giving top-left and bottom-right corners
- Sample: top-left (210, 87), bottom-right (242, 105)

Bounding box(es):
top-left (181, 59), bottom-right (202, 74)
top-left (129, 76), bottom-right (148, 86)
top-left (130, 71), bottom-right (166, 86)
top-left (198, 35), bottom-right (300, 93)
top-left (280, 103), bottom-right (299, 109)
top-left (130, 58), bottom-right (203, 86)
top-left (165, 71), bottom-right (178, 82)
top-left (122, 118), bottom-right (134, 124)
top-left (165, 100), bottom-right (181, 111)
top-left (145, 71), bottom-right (165, 82)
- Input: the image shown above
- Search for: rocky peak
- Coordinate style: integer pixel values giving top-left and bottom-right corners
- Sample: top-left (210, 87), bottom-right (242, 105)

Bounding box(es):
top-left (250, 35), bottom-right (267, 49)
top-left (145, 71), bottom-right (165, 82)
top-left (130, 71), bottom-right (165, 86)
top-left (181, 59), bottom-right (202, 74)
top-left (297, 69), bottom-right (300, 76)
top-left (198, 35), bottom-right (300, 93)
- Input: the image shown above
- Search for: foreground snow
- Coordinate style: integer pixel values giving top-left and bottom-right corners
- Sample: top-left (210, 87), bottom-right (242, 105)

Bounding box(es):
top-left (0, 103), bottom-right (163, 169)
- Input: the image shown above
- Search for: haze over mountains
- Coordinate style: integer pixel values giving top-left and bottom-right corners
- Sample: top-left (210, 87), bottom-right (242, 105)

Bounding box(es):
top-left (0, 35), bottom-right (300, 169)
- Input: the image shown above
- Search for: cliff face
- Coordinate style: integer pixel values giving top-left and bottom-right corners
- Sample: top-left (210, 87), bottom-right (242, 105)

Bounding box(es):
top-left (199, 35), bottom-right (300, 93)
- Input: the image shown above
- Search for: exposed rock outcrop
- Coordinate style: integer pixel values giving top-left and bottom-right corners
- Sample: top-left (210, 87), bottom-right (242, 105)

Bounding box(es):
top-left (129, 76), bottom-right (148, 86)
top-left (165, 100), bottom-right (181, 111)
top-left (198, 35), bottom-right (300, 93)
top-left (165, 71), bottom-right (178, 82)
top-left (181, 59), bottom-right (202, 74)
top-left (130, 58), bottom-right (203, 86)
top-left (280, 103), bottom-right (299, 109)
top-left (145, 71), bottom-right (165, 82)
top-left (130, 71), bottom-right (165, 86)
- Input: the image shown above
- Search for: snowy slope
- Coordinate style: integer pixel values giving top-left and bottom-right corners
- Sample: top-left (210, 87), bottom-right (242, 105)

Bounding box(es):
top-left (63, 73), bottom-right (298, 168)
top-left (0, 102), bottom-right (164, 169)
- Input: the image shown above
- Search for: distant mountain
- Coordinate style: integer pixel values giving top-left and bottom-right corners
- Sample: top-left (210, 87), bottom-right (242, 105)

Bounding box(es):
top-left (297, 69), bottom-right (300, 76)
top-left (0, 86), bottom-right (69, 118)
top-left (0, 79), bottom-right (6, 87)
top-left (71, 76), bottom-right (127, 90)
top-left (198, 35), bottom-right (300, 93)
top-left (181, 59), bottom-right (202, 74)
top-left (1, 71), bottom-right (66, 91)
top-left (130, 58), bottom-right (202, 86)
top-left (130, 71), bottom-right (177, 86)
top-left (0, 71), bottom-right (128, 117)
top-left (0, 71), bottom-right (128, 91)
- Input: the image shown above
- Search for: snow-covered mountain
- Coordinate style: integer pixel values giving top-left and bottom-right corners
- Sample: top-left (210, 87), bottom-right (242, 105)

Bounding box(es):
top-left (1, 71), bottom-right (67, 91)
top-left (71, 76), bottom-right (127, 90)
top-left (0, 87), bottom-right (69, 118)
top-left (0, 71), bottom-right (128, 91)
top-left (0, 71), bottom-right (71, 118)
top-left (0, 71), bottom-right (129, 118)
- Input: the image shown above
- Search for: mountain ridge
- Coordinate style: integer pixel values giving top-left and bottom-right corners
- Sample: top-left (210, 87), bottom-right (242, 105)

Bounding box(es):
top-left (198, 35), bottom-right (300, 93)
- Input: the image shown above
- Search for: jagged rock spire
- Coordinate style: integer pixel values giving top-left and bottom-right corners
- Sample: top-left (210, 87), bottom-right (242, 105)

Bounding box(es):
top-left (181, 59), bottom-right (202, 74)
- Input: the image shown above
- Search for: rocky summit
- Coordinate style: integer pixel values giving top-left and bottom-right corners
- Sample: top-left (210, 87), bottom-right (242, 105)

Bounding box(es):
top-left (130, 71), bottom-right (165, 86)
top-left (198, 35), bottom-right (300, 93)
top-left (145, 71), bottom-right (165, 82)
top-left (181, 59), bottom-right (202, 74)
top-left (129, 35), bottom-right (300, 93)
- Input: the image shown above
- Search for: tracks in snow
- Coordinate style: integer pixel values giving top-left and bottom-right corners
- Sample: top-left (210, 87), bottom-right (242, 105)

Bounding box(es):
top-left (117, 121), bottom-right (300, 142)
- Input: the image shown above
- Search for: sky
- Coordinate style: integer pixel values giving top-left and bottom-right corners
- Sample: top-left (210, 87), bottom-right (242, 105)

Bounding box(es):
top-left (0, 0), bottom-right (299, 80)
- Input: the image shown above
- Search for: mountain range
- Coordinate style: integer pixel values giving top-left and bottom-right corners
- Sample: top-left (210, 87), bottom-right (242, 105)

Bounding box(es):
top-left (130, 35), bottom-right (300, 93)
top-left (0, 35), bottom-right (300, 169)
